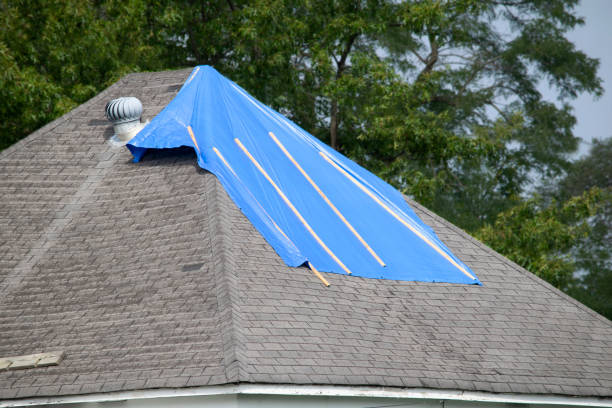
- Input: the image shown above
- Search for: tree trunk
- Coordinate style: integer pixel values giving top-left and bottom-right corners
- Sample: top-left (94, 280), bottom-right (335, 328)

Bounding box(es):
top-left (329, 33), bottom-right (358, 151)
top-left (330, 99), bottom-right (338, 150)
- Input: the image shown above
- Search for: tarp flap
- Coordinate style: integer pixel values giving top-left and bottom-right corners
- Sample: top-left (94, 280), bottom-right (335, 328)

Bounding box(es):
top-left (128, 66), bottom-right (480, 284)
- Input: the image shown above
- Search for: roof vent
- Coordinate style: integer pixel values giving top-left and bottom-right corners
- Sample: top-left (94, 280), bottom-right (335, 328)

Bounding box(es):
top-left (105, 97), bottom-right (146, 146)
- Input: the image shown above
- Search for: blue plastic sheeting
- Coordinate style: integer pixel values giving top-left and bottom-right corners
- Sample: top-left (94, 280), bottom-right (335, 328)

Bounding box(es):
top-left (128, 66), bottom-right (480, 284)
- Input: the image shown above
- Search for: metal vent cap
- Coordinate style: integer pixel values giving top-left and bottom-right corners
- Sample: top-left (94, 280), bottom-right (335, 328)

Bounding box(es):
top-left (104, 96), bottom-right (146, 146)
top-left (105, 97), bottom-right (143, 124)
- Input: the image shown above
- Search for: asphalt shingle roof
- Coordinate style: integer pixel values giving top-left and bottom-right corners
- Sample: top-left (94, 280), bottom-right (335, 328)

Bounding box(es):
top-left (1, 68), bottom-right (611, 401)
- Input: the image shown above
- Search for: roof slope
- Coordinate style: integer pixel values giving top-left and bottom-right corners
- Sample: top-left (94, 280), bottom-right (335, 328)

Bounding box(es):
top-left (0, 69), bottom-right (611, 400)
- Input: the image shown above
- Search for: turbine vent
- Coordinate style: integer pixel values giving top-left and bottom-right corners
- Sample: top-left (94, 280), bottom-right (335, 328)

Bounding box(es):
top-left (105, 96), bottom-right (146, 145)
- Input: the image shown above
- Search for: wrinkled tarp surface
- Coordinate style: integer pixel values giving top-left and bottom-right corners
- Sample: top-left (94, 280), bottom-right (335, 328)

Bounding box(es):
top-left (127, 66), bottom-right (480, 284)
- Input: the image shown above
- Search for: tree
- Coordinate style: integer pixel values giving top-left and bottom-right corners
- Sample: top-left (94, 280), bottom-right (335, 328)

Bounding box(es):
top-left (0, 0), bottom-right (167, 150)
top-left (475, 188), bottom-right (602, 291)
top-left (168, 0), bottom-right (602, 230)
top-left (474, 139), bottom-right (611, 319)
top-left (560, 138), bottom-right (612, 319)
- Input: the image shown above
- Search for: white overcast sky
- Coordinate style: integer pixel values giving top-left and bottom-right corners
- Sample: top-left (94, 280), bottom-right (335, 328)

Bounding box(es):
top-left (549, 0), bottom-right (612, 156)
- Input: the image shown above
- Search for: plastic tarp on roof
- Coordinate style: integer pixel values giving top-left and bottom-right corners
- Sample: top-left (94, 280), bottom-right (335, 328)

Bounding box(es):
top-left (127, 66), bottom-right (480, 284)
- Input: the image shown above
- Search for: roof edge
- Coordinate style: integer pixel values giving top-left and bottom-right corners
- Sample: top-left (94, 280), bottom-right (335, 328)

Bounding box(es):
top-left (119, 66), bottom-right (195, 80)
top-left (406, 198), bottom-right (612, 327)
top-left (1, 383), bottom-right (610, 407)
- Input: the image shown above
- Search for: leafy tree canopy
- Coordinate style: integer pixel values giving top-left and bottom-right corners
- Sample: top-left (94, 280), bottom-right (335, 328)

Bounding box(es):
top-left (561, 139), bottom-right (612, 319)
top-left (475, 188), bottom-right (602, 291)
top-left (0, 0), bottom-right (167, 149)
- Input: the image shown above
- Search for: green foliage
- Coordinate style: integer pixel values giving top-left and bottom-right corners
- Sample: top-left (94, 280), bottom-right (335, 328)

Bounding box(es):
top-left (478, 137), bottom-right (612, 319)
top-left (0, 0), bottom-right (167, 150)
top-left (0, 42), bottom-right (70, 148)
top-left (475, 189), bottom-right (602, 290)
top-left (184, 0), bottom-right (601, 231)
top-left (560, 139), bottom-right (612, 319)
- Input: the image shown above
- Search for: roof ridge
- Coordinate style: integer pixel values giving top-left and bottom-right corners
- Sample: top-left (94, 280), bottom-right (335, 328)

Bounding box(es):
top-left (406, 197), bottom-right (612, 327)
top-left (119, 66), bottom-right (194, 80)
top-left (203, 172), bottom-right (248, 383)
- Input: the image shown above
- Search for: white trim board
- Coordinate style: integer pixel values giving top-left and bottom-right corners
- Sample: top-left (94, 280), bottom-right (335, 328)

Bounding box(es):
top-left (1, 384), bottom-right (611, 407)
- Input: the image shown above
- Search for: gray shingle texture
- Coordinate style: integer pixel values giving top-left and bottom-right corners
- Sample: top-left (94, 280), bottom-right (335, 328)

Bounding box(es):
top-left (1, 68), bottom-right (611, 400)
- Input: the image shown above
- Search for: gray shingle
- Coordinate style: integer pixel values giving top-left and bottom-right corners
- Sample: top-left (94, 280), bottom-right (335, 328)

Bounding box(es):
top-left (1, 68), bottom-right (611, 401)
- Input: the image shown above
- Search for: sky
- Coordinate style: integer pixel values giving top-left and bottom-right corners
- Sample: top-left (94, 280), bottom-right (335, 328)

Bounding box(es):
top-left (545, 0), bottom-right (612, 157)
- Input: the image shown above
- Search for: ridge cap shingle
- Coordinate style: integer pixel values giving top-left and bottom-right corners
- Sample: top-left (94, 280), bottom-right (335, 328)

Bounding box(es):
top-left (204, 171), bottom-right (248, 383)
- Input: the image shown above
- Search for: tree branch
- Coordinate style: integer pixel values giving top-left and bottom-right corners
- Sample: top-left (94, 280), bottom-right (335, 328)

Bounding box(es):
top-left (457, 55), bottom-right (502, 96)
top-left (330, 33), bottom-right (359, 150)
top-left (487, 100), bottom-right (511, 122)
top-left (409, 48), bottom-right (427, 64)
top-left (417, 33), bottom-right (439, 80)
top-left (336, 33), bottom-right (359, 76)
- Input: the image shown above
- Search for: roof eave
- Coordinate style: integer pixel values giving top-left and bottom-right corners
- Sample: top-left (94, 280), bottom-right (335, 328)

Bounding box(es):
top-left (1, 384), bottom-right (610, 407)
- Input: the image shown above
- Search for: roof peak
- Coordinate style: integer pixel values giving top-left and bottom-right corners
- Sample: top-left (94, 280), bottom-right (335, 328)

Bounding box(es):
top-left (127, 66), bottom-right (480, 285)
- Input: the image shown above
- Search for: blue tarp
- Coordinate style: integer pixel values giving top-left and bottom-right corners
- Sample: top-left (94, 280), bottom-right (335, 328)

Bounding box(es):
top-left (128, 66), bottom-right (480, 284)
